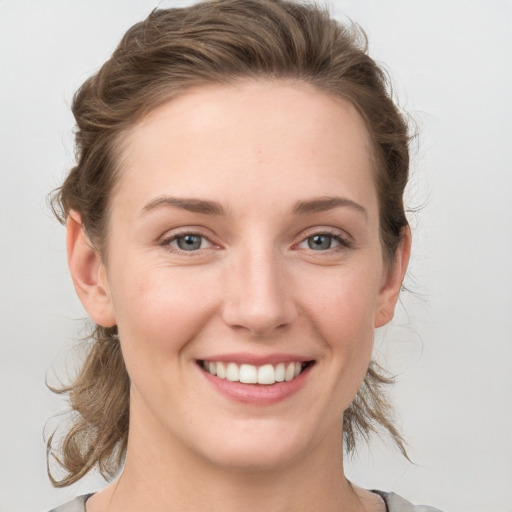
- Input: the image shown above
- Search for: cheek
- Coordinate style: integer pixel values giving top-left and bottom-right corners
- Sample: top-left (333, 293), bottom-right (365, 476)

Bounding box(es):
top-left (301, 264), bottom-right (381, 344)
top-left (324, 289), bottom-right (376, 379)
top-left (298, 265), bottom-right (380, 397)
top-left (110, 263), bottom-right (220, 368)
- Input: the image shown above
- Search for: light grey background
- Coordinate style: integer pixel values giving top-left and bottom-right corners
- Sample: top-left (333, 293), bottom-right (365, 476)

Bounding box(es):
top-left (1, 1), bottom-right (511, 511)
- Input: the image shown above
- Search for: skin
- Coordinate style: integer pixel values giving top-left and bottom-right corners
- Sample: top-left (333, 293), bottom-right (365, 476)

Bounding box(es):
top-left (67, 81), bottom-right (410, 512)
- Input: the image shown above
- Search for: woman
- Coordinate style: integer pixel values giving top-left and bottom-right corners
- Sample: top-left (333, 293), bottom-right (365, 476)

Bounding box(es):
top-left (48, 0), bottom-right (441, 510)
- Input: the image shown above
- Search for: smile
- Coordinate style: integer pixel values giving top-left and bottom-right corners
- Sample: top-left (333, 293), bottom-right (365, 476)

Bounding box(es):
top-left (200, 360), bottom-right (311, 385)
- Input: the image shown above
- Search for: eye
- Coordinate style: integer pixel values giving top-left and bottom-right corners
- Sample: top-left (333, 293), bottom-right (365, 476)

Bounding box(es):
top-left (296, 231), bottom-right (351, 252)
top-left (167, 233), bottom-right (212, 251)
top-left (306, 234), bottom-right (339, 251)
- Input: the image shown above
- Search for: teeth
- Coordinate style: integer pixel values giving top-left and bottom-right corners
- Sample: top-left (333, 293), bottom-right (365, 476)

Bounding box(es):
top-left (275, 363), bottom-right (285, 382)
top-left (240, 364), bottom-right (258, 384)
top-left (216, 362), bottom-right (226, 379)
top-left (202, 360), bottom-right (307, 385)
top-left (284, 362), bottom-right (295, 381)
top-left (257, 364), bottom-right (275, 385)
top-left (226, 362), bottom-right (239, 382)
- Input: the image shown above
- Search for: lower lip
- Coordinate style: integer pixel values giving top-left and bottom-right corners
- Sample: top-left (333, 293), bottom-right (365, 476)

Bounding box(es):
top-left (199, 363), bottom-right (314, 405)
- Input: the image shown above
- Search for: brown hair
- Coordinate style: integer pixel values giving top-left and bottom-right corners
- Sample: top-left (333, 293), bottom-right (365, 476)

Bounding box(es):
top-left (49, 0), bottom-right (410, 487)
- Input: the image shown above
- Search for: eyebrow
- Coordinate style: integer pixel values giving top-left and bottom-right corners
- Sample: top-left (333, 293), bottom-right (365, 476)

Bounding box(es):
top-left (141, 195), bottom-right (367, 218)
top-left (142, 196), bottom-right (226, 216)
top-left (292, 196), bottom-right (367, 217)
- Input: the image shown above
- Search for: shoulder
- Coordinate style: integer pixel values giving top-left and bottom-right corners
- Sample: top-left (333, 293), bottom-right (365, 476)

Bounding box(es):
top-left (48, 491), bottom-right (443, 512)
top-left (47, 494), bottom-right (91, 512)
top-left (376, 491), bottom-right (444, 512)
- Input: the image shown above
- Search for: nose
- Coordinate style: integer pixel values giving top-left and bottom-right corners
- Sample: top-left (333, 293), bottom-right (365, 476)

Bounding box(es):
top-left (221, 246), bottom-right (298, 337)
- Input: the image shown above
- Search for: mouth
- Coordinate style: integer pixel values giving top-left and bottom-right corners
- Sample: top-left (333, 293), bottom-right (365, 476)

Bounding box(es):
top-left (198, 360), bottom-right (314, 385)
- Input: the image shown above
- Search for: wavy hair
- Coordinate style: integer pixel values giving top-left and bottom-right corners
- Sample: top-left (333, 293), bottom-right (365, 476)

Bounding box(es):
top-left (49, 0), bottom-right (410, 486)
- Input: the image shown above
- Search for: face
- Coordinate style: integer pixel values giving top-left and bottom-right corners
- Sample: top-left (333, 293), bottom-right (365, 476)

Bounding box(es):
top-left (73, 81), bottom-right (407, 471)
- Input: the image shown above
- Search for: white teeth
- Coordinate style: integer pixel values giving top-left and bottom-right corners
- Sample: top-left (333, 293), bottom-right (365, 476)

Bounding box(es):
top-left (275, 363), bottom-right (285, 382)
top-left (226, 362), bottom-right (239, 382)
top-left (216, 362), bottom-right (226, 379)
top-left (202, 360), bottom-right (308, 385)
top-left (239, 364), bottom-right (258, 384)
top-left (284, 362), bottom-right (295, 381)
top-left (257, 364), bottom-right (275, 385)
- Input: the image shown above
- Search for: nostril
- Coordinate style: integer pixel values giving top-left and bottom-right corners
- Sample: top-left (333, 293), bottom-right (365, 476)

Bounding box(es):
top-left (221, 264), bottom-right (298, 336)
top-left (223, 307), bottom-right (297, 337)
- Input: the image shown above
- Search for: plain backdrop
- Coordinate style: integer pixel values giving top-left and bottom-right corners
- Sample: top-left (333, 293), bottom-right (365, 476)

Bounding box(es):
top-left (1, 1), bottom-right (511, 511)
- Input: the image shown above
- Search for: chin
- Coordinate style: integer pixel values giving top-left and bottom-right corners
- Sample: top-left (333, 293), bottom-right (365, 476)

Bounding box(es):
top-left (204, 444), bottom-right (302, 474)
top-left (193, 419), bottom-right (323, 473)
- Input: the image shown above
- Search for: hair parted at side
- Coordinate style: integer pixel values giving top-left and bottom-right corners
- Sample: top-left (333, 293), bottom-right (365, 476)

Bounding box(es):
top-left (49, 0), bottom-right (411, 487)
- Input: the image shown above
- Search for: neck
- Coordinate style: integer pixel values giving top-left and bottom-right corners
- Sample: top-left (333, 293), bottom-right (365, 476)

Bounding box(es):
top-left (88, 404), bottom-right (365, 512)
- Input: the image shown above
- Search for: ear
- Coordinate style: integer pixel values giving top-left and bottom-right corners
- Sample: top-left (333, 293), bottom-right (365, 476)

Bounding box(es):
top-left (66, 211), bottom-right (116, 327)
top-left (374, 227), bottom-right (411, 328)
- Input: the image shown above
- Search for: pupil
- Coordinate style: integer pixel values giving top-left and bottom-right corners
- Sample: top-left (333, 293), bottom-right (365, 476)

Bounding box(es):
top-left (308, 235), bottom-right (331, 250)
top-left (178, 235), bottom-right (201, 251)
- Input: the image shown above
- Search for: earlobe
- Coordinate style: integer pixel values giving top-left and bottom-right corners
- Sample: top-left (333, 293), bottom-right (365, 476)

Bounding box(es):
top-left (374, 227), bottom-right (412, 328)
top-left (66, 211), bottom-right (116, 327)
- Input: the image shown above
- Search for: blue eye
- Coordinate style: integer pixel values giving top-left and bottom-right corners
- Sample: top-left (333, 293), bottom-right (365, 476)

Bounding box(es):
top-left (306, 234), bottom-right (338, 250)
top-left (171, 234), bottom-right (210, 251)
top-left (296, 231), bottom-right (349, 252)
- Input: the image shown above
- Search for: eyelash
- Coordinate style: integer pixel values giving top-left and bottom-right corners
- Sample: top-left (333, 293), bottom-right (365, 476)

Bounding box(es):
top-left (295, 229), bottom-right (353, 252)
top-left (159, 229), bottom-right (352, 254)
top-left (160, 231), bottom-right (215, 254)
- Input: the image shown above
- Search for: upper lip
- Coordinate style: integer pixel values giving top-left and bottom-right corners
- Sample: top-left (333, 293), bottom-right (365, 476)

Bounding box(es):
top-left (197, 353), bottom-right (314, 366)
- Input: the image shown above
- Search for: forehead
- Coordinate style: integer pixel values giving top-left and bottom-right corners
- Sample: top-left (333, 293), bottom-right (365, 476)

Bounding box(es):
top-left (115, 81), bottom-right (377, 216)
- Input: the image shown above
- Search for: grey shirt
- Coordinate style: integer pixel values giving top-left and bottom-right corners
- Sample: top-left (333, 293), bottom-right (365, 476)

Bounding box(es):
top-left (49, 491), bottom-right (443, 512)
